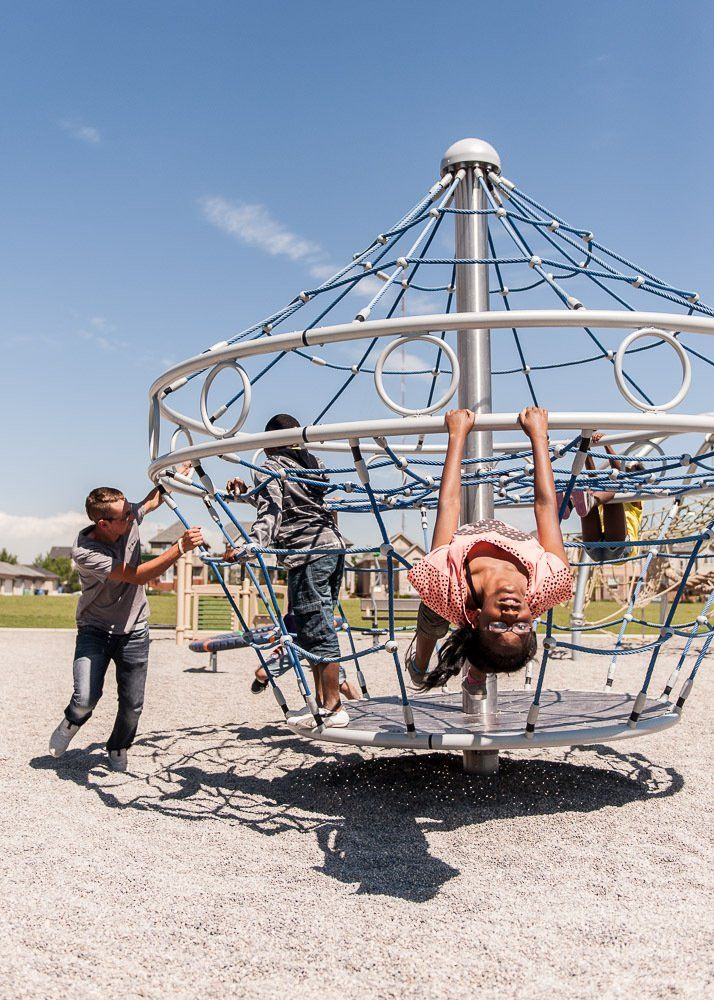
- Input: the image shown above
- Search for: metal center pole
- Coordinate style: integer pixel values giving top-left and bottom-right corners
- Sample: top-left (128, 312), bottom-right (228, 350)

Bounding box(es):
top-left (443, 138), bottom-right (500, 775)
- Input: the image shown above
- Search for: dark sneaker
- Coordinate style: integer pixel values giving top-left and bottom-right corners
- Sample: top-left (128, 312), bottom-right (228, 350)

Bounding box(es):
top-left (404, 637), bottom-right (427, 686)
top-left (107, 749), bottom-right (128, 772)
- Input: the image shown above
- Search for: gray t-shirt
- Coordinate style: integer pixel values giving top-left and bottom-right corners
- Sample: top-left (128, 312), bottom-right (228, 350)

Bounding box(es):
top-left (72, 504), bottom-right (149, 634)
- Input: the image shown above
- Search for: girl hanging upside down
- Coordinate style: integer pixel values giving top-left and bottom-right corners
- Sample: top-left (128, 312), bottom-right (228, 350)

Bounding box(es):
top-left (558, 430), bottom-right (643, 564)
top-left (406, 407), bottom-right (573, 690)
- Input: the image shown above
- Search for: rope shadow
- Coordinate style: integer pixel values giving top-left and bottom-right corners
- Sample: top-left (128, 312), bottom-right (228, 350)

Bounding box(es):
top-left (30, 723), bottom-right (683, 902)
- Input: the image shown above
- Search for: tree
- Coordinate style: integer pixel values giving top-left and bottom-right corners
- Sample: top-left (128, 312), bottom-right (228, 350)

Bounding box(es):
top-left (0, 547), bottom-right (18, 565)
top-left (33, 553), bottom-right (80, 592)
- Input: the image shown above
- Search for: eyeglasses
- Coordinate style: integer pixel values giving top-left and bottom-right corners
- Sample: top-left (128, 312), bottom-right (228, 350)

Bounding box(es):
top-left (486, 621), bottom-right (533, 635)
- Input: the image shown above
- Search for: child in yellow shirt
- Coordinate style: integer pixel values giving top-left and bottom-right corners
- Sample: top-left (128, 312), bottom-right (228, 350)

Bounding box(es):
top-left (562, 431), bottom-right (642, 563)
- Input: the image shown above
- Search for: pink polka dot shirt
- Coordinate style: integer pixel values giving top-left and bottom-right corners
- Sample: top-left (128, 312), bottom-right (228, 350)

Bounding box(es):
top-left (407, 519), bottom-right (573, 627)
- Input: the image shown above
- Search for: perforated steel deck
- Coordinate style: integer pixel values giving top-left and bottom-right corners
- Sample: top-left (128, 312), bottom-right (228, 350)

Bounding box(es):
top-left (287, 688), bottom-right (679, 751)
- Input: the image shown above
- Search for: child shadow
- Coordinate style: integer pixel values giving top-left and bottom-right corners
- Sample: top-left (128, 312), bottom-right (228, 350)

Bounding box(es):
top-left (31, 722), bottom-right (683, 903)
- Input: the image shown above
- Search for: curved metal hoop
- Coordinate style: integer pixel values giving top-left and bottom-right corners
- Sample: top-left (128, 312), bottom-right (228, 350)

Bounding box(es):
top-left (149, 397), bottom-right (161, 461)
top-left (623, 438), bottom-right (666, 485)
top-left (614, 328), bottom-right (691, 412)
top-left (170, 425), bottom-right (194, 452)
top-left (200, 361), bottom-right (252, 439)
top-left (374, 335), bottom-right (459, 416)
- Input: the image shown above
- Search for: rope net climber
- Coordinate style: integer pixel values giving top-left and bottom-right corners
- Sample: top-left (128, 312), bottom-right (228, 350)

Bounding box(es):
top-left (147, 137), bottom-right (714, 760)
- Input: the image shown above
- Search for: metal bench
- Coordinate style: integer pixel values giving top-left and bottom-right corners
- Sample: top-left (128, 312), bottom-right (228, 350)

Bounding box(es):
top-left (359, 597), bottom-right (420, 645)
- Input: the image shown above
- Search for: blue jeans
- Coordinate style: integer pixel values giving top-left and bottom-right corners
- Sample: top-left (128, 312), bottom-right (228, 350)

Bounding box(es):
top-left (287, 554), bottom-right (344, 663)
top-left (65, 624), bottom-right (150, 751)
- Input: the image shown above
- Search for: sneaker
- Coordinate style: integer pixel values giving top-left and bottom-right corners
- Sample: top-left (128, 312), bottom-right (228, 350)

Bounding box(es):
top-left (556, 491), bottom-right (574, 520)
top-left (49, 719), bottom-right (80, 758)
top-left (557, 489), bottom-right (593, 520)
top-left (107, 749), bottom-right (128, 772)
top-left (461, 670), bottom-right (487, 697)
top-left (570, 489), bottom-right (594, 518)
top-left (286, 706), bottom-right (319, 726)
top-left (404, 638), bottom-right (427, 686)
top-left (288, 706), bottom-right (350, 730)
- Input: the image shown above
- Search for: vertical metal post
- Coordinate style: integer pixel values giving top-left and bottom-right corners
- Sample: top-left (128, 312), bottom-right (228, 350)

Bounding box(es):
top-left (176, 552), bottom-right (186, 645)
top-left (570, 555), bottom-right (592, 662)
top-left (444, 139), bottom-right (501, 775)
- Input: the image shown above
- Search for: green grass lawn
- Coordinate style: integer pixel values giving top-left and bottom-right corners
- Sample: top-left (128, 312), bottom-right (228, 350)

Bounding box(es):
top-left (0, 593), bottom-right (707, 635)
top-left (340, 597), bottom-right (708, 635)
top-left (0, 594), bottom-right (178, 629)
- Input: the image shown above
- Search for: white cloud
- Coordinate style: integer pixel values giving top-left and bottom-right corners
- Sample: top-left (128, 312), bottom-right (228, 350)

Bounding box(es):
top-left (380, 347), bottom-right (440, 383)
top-left (77, 315), bottom-right (127, 352)
top-left (398, 349), bottom-right (436, 372)
top-left (59, 119), bottom-right (101, 145)
top-left (0, 511), bottom-right (88, 564)
top-left (352, 274), bottom-right (384, 299)
top-left (309, 263), bottom-right (340, 282)
top-left (199, 197), bottom-right (323, 264)
top-left (403, 290), bottom-right (439, 315)
top-left (198, 197), bottom-right (442, 315)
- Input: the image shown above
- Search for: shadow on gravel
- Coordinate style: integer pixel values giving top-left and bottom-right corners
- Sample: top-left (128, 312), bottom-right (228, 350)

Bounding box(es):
top-left (31, 724), bottom-right (683, 902)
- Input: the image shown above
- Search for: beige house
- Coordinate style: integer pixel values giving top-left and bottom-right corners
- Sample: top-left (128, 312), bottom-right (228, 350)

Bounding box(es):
top-left (348, 532), bottom-right (426, 598)
top-left (0, 562), bottom-right (59, 595)
top-left (147, 524), bottom-right (205, 592)
top-left (48, 546), bottom-right (73, 560)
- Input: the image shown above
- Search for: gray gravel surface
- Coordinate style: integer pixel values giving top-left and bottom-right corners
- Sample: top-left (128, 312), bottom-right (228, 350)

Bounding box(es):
top-left (1, 628), bottom-right (712, 999)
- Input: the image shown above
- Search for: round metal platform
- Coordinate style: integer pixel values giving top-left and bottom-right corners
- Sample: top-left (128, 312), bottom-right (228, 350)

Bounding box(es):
top-left (286, 689), bottom-right (679, 751)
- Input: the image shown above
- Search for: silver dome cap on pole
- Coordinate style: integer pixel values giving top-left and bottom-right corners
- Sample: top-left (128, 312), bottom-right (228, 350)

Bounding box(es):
top-left (441, 137), bottom-right (501, 177)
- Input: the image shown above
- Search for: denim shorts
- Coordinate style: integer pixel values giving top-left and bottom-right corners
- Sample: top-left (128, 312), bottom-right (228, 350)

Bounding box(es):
top-left (287, 553), bottom-right (344, 663)
top-left (417, 601), bottom-right (451, 640)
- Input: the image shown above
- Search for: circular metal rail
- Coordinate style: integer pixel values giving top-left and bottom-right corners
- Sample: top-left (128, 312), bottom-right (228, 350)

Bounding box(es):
top-left (285, 689), bottom-right (680, 751)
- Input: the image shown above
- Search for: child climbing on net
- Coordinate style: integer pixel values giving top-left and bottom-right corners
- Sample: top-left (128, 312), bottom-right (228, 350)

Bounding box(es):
top-left (559, 430), bottom-right (643, 564)
top-left (406, 407), bottom-right (573, 690)
top-left (224, 413), bottom-right (355, 729)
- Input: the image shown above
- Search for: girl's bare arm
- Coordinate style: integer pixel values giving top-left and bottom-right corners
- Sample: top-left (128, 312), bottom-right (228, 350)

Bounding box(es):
top-left (519, 407), bottom-right (569, 565)
top-left (431, 409), bottom-right (475, 550)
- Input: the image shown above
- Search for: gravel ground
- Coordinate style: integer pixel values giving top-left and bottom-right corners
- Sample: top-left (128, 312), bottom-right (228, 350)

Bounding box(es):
top-left (1, 627), bottom-right (712, 999)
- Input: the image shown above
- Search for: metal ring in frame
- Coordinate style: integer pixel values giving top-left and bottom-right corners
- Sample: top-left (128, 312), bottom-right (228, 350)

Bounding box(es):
top-left (200, 361), bottom-right (252, 438)
top-left (170, 425), bottom-right (194, 452)
top-left (623, 438), bottom-right (666, 486)
top-left (167, 426), bottom-right (198, 485)
top-left (149, 396), bottom-right (161, 460)
top-left (614, 328), bottom-right (691, 412)
top-left (374, 335), bottom-right (459, 416)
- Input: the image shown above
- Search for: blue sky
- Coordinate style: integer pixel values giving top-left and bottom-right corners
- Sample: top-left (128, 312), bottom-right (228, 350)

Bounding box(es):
top-left (2, 1), bottom-right (712, 560)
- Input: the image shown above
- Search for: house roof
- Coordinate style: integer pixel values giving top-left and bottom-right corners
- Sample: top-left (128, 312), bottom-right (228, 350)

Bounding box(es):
top-left (48, 546), bottom-right (73, 560)
top-left (0, 561), bottom-right (59, 580)
top-left (226, 521), bottom-right (261, 543)
top-left (223, 522), bottom-right (353, 552)
top-left (348, 531), bottom-right (425, 566)
top-left (390, 531), bottom-right (418, 547)
top-left (150, 523), bottom-right (186, 545)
